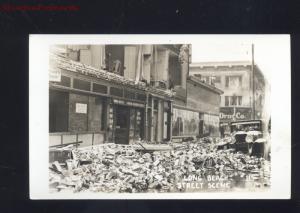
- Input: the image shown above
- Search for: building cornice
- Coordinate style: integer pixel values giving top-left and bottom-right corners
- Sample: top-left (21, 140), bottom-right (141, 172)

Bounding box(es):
top-left (187, 76), bottom-right (224, 95)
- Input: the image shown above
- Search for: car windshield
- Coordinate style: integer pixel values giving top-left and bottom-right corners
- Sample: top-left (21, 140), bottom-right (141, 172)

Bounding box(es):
top-left (231, 122), bottom-right (261, 132)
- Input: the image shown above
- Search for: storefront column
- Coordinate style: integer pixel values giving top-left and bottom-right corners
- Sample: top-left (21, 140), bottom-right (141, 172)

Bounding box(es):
top-left (150, 97), bottom-right (154, 141)
top-left (169, 101), bottom-right (173, 141)
top-left (106, 98), bottom-right (114, 143)
top-left (144, 94), bottom-right (149, 141)
top-left (157, 100), bottom-right (163, 142)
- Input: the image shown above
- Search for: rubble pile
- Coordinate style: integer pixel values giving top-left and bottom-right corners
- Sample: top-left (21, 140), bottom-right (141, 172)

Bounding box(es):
top-left (49, 141), bottom-right (271, 193)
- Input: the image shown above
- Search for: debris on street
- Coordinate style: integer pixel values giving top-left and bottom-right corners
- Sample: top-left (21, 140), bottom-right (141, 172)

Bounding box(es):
top-left (49, 139), bottom-right (271, 193)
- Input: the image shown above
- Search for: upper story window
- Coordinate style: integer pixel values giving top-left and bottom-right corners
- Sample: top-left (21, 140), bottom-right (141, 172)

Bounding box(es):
top-left (211, 76), bottom-right (221, 84)
top-left (225, 76), bottom-right (242, 88)
top-left (193, 75), bottom-right (221, 86)
top-left (224, 96), bottom-right (243, 106)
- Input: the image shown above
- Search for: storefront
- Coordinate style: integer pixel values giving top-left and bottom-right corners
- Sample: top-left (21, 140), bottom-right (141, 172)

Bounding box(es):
top-left (171, 76), bottom-right (223, 141)
top-left (110, 99), bottom-right (145, 144)
top-left (202, 113), bottom-right (220, 137)
top-left (171, 106), bottom-right (220, 139)
top-left (172, 107), bottom-right (200, 137)
top-left (49, 53), bottom-right (173, 147)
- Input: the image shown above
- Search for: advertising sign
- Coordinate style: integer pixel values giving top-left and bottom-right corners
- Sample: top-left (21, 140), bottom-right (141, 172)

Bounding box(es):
top-left (49, 67), bottom-right (61, 82)
top-left (220, 107), bottom-right (252, 122)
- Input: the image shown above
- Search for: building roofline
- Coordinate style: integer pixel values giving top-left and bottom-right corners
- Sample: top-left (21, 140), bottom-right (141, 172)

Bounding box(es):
top-left (187, 76), bottom-right (224, 95)
top-left (190, 61), bottom-right (266, 83)
top-left (49, 52), bottom-right (175, 98)
top-left (190, 61), bottom-right (252, 68)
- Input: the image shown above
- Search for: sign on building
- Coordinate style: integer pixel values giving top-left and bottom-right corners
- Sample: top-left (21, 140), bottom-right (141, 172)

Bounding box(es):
top-left (49, 67), bottom-right (61, 82)
top-left (76, 103), bottom-right (87, 114)
top-left (219, 107), bottom-right (252, 122)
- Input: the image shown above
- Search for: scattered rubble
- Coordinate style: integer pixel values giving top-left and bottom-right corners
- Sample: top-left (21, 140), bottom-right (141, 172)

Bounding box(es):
top-left (49, 139), bottom-right (271, 193)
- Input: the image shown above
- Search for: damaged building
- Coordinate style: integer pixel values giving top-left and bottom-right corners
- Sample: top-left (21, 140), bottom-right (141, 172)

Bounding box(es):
top-left (49, 44), bottom-right (223, 147)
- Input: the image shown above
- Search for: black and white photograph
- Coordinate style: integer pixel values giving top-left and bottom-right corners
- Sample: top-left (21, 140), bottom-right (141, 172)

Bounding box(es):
top-left (29, 35), bottom-right (290, 199)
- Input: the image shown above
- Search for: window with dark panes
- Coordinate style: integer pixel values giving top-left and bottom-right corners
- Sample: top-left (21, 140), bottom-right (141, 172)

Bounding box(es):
top-left (54, 75), bottom-right (71, 87)
top-left (105, 45), bottom-right (125, 75)
top-left (49, 90), bottom-right (69, 132)
top-left (124, 90), bottom-right (135, 100)
top-left (136, 93), bottom-right (146, 102)
top-left (110, 87), bottom-right (123, 97)
top-left (73, 78), bottom-right (91, 91)
top-left (93, 83), bottom-right (107, 94)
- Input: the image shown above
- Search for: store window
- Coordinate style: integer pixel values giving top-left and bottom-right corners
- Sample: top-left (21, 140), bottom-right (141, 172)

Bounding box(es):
top-left (49, 90), bottom-right (69, 132)
top-left (68, 93), bottom-right (106, 132)
top-left (172, 108), bottom-right (199, 136)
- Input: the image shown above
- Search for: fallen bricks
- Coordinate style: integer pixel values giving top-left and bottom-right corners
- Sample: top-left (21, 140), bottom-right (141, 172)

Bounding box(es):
top-left (49, 141), bottom-right (271, 193)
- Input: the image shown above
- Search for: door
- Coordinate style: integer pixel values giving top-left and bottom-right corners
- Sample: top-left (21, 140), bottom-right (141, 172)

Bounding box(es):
top-left (114, 106), bottom-right (130, 144)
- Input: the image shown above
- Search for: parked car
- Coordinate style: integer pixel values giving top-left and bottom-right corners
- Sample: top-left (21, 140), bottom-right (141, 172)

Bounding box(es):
top-left (217, 120), bottom-right (268, 158)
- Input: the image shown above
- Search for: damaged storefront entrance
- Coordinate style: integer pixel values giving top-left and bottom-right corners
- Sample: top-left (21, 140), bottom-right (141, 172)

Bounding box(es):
top-left (113, 101), bottom-right (145, 145)
top-left (114, 105), bottom-right (130, 144)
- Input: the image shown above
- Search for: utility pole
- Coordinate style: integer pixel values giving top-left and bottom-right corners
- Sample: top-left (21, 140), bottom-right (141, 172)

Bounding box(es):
top-left (251, 44), bottom-right (255, 119)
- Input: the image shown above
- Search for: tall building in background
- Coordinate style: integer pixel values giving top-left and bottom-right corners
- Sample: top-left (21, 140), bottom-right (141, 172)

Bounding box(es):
top-left (190, 61), bottom-right (267, 134)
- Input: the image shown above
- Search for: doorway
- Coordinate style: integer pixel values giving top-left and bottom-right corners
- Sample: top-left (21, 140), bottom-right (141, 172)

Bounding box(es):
top-left (114, 105), bottom-right (130, 144)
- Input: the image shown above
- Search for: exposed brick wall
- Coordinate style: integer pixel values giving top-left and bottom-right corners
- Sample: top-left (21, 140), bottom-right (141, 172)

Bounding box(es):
top-left (186, 81), bottom-right (221, 114)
